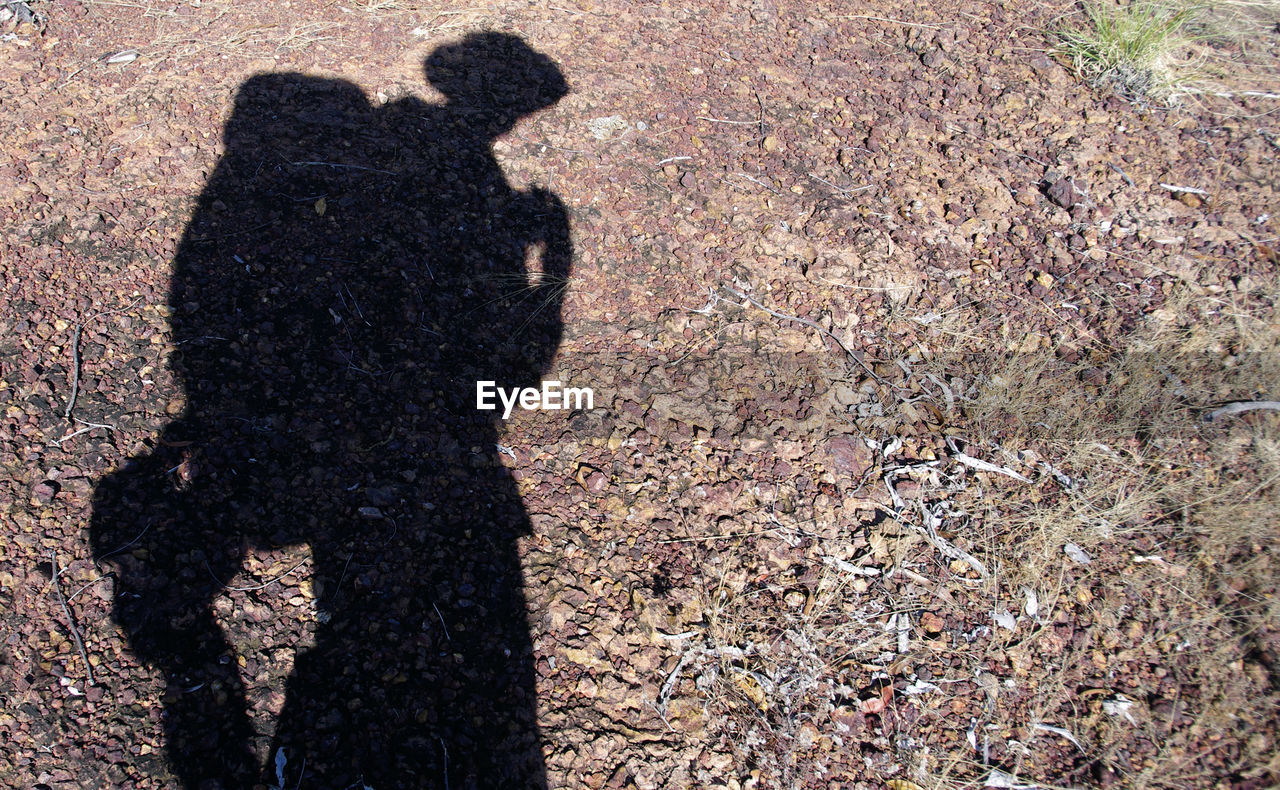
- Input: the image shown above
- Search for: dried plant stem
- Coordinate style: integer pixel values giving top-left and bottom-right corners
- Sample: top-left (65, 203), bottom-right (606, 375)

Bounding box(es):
top-left (839, 14), bottom-right (944, 30)
top-left (723, 285), bottom-right (886, 385)
top-left (205, 558), bottom-right (308, 592)
top-left (63, 324), bottom-right (82, 420)
top-left (1208, 400), bottom-right (1280, 420)
top-left (50, 552), bottom-right (96, 687)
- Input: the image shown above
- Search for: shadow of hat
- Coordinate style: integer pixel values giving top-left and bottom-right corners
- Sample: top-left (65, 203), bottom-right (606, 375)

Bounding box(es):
top-left (424, 32), bottom-right (569, 118)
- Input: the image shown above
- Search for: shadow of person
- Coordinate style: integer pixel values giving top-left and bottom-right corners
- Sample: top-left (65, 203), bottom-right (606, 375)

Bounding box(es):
top-left (89, 33), bottom-right (570, 789)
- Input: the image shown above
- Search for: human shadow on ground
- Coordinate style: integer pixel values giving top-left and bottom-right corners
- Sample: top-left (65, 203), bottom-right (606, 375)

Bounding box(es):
top-left (90, 33), bottom-right (570, 789)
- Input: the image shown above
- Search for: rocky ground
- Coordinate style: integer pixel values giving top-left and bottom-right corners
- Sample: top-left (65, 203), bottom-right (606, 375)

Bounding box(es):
top-left (2, 0), bottom-right (1278, 788)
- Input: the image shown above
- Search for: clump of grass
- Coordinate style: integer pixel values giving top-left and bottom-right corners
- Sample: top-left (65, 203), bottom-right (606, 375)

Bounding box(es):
top-left (1057, 1), bottom-right (1201, 103)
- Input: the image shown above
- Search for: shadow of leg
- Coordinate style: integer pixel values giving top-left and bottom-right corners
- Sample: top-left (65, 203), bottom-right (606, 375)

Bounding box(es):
top-left (93, 458), bottom-right (258, 788)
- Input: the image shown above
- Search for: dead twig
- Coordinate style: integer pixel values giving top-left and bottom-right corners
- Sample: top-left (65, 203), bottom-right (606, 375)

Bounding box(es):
top-left (433, 602), bottom-right (452, 641)
top-left (658, 643), bottom-right (755, 711)
top-left (51, 418), bottom-right (118, 447)
top-left (205, 557), bottom-right (308, 592)
top-left (723, 285), bottom-right (887, 385)
top-left (55, 64), bottom-right (89, 91)
top-left (98, 522), bottom-right (151, 561)
top-left (1207, 400), bottom-right (1280, 420)
top-left (439, 738), bottom-right (450, 790)
top-left (68, 575), bottom-right (114, 602)
top-left (945, 123), bottom-right (1049, 167)
top-left (725, 173), bottom-right (783, 195)
top-left (839, 14), bottom-right (944, 30)
top-left (882, 474), bottom-right (990, 578)
top-left (687, 287), bottom-right (721, 315)
top-left (1159, 183), bottom-right (1209, 196)
top-left (291, 161), bottom-right (396, 175)
top-left (807, 172), bottom-right (873, 195)
top-left (63, 325), bottom-right (82, 420)
top-left (58, 297), bottom-right (145, 428)
top-left (889, 565), bottom-right (958, 605)
top-left (50, 552), bottom-right (96, 687)
top-left (1109, 161), bottom-right (1136, 187)
top-left (946, 436), bottom-right (1033, 483)
top-left (697, 116), bottom-right (760, 125)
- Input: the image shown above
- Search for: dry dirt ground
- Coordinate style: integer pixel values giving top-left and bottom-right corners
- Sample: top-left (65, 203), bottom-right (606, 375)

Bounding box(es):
top-left (2, 0), bottom-right (1279, 788)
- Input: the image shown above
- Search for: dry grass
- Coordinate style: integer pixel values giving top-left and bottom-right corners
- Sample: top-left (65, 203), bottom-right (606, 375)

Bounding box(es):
top-left (691, 555), bottom-right (888, 787)
top-left (928, 280), bottom-right (1280, 785)
top-left (1186, 0), bottom-right (1280, 45)
top-left (681, 277), bottom-right (1278, 787)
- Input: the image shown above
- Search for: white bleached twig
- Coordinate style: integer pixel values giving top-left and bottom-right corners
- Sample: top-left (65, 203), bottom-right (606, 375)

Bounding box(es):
top-left (1207, 400), bottom-right (1280, 420)
top-left (821, 556), bottom-right (880, 576)
top-left (946, 436), bottom-right (1032, 483)
top-left (1158, 183), bottom-right (1209, 195)
top-left (1033, 722), bottom-right (1083, 750)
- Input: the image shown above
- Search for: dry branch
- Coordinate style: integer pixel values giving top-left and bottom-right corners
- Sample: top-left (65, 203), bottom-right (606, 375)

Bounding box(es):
top-left (1207, 400), bottom-right (1280, 420)
top-left (50, 552), bottom-right (95, 687)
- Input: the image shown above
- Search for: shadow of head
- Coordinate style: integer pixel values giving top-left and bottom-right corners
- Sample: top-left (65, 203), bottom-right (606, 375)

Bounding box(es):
top-left (424, 31), bottom-right (569, 134)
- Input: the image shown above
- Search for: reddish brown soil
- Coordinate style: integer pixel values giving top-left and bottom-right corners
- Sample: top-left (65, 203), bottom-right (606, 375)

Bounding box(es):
top-left (2, 1), bottom-right (1278, 788)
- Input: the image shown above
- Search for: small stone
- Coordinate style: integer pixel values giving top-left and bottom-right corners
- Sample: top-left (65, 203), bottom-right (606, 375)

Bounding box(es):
top-left (920, 611), bottom-right (945, 634)
top-left (824, 435), bottom-right (873, 476)
top-left (762, 135), bottom-right (779, 152)
top-left (1047, 178), bottom-right (1083, 209)
top-left (32, 482), bottom-right (57, 504)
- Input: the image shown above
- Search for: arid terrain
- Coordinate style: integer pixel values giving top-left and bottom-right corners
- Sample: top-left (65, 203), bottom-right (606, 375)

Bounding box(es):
top-left (2, 0), bottom-right (1278, 787)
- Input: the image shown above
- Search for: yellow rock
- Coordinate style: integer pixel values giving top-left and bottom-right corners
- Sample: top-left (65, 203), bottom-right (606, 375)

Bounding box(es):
top-left (563, 647), bottom-right (610, 672)
top-left (733, 672), bottom-right (768, 710)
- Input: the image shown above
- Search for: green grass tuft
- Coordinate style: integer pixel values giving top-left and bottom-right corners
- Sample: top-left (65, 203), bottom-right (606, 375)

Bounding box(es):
top-left (1057, 1), bottom-right (1201, 103)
